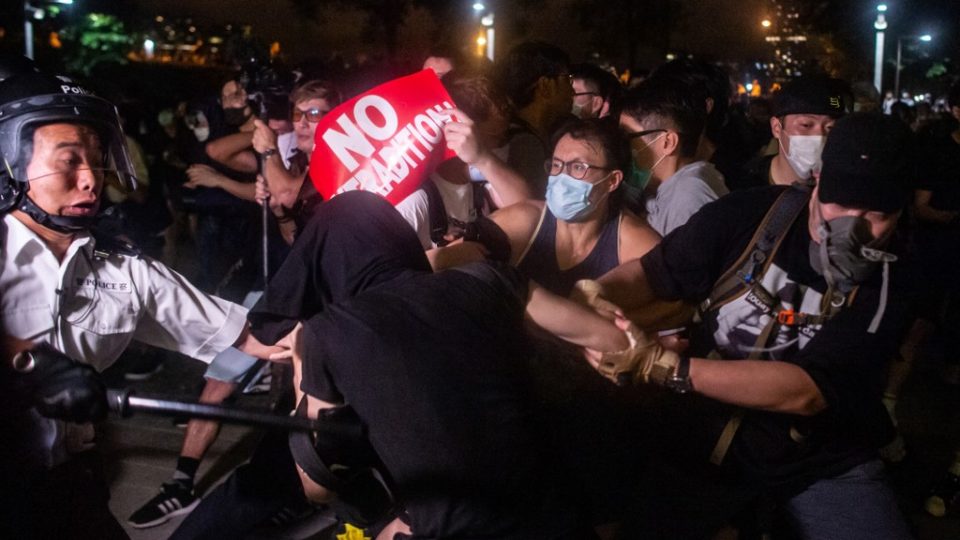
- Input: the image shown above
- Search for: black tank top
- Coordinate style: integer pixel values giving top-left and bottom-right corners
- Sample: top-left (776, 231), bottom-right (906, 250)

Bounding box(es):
top-left (517, 208), bottom-right (620, 297)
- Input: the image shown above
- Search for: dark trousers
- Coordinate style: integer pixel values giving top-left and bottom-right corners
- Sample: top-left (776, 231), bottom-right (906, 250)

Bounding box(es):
top-left (170, 428), bottom-right (306, 540)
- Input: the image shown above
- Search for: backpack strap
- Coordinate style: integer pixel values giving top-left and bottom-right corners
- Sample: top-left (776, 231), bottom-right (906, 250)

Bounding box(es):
top-left (422, 180), bottom-right (449, 247)
top-left (700, 185), bottom-right (811, 315)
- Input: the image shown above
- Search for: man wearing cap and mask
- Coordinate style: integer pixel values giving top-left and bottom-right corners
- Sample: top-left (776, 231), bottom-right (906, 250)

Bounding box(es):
top-left (732, 76), bottom-right (849, 191)
top-left (575, 113), bottom-right (916, 539)
top-left (0, 59), bottom-right (281, 538)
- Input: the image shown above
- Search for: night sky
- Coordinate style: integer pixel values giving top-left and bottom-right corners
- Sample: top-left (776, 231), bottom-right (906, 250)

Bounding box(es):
top-left (1, 0), bottom-right (956, 83)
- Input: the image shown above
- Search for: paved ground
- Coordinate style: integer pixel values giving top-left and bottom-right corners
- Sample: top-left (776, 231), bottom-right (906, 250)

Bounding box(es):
top-left (100, 353), bottom-right (338, 540)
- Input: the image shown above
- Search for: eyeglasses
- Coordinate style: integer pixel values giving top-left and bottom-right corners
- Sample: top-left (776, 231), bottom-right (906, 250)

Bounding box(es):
top-left (544, 158), bottom-right (612, 180)
top-left (293, 107), bottom-right (329, 123)
top-left (624, 128), bottom-right (668, 140)
top-left (573, 91), bottom-right (599, 97)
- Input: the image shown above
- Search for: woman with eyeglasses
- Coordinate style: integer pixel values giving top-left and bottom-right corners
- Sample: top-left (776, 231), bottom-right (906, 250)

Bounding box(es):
top-left (478, 117), bottom-right (660, 297)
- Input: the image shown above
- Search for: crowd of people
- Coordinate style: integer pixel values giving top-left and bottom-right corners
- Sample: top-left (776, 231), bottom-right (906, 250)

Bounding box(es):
top-left (2, 36), bottom-right (960, 539)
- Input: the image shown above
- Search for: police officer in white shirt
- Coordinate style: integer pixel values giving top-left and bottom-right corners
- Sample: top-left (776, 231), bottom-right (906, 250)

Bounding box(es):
top-left (0, 58), bottom-right (280, 538)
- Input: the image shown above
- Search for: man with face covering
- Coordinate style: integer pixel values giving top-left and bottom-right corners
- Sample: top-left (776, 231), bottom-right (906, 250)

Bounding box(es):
top-left (576, 113), bottom-right (916, 539)
top-left (732, 76), bottom-right (848, 192)
top-left (247, 191), bottom-right (631, 538)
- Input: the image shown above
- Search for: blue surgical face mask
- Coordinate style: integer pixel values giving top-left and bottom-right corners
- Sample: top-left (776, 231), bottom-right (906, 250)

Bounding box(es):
top-left (546, 172), bottom-right (611, 222)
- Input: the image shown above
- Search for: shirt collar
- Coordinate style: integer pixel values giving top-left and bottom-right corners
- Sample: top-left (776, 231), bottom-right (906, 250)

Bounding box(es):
top-left (3, 213), bottom-right (92, 260)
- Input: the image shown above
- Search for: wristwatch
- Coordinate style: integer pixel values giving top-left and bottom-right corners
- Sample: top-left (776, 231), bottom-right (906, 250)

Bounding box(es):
top-left (664, 355), bottom-right (693, 394)
top-left (261, 148), bottom-right (279, 159)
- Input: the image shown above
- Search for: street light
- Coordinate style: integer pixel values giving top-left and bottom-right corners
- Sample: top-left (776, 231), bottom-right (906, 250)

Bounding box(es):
top-left (23, 0), bottom-right (74, 59)
top-left (873, 4), bottom-right (887, 93)
top-left (895, 34), bottom-right (933, 99)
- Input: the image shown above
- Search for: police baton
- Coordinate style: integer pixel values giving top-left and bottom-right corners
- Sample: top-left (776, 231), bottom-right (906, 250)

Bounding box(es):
top-left (107, 389), bottom-right (327, 433)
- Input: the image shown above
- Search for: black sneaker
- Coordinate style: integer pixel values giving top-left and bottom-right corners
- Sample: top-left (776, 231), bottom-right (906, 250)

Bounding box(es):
top-left (127, 481), bottom-right (200, 529)
top-left (925, 472), bottom-right (960, 517)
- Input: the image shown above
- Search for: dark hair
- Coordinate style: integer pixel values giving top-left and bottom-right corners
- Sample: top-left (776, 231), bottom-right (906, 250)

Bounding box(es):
top-left (494, 41), bottom-right (570, 110)
top-left (650, 59), bottom-right (731, 144)
top-left (290, 79), bottom-right (342, 108)
top-left (550, 117), bottom-right (631, 173)
top-left (620, 77), bottom-right (706, 158)
top-left (948, 81), bottom-right (960, 109)
top-left (442, 72), bottom-right (505, 124)
top-left (570, 63), bottom-right (621, 101)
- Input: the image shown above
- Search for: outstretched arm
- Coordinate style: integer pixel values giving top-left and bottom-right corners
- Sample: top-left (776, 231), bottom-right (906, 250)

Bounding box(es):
top-left (525, 280), bottom-right (628, 352)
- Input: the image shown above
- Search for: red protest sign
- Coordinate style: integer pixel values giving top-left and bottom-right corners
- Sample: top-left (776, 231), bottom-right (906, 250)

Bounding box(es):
top-left (309, 69), bottom-right (456, 205)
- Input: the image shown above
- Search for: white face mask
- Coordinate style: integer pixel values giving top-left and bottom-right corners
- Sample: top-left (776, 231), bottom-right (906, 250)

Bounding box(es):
top-left (192, 126), bottom-right (210, 142)
top-left (780, 134), bottom-right (825, 178)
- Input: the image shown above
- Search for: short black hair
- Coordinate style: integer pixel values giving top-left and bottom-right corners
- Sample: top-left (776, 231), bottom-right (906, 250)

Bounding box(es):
top-left (620, 77), bottom-right (706, 158)
top-left (550, 117), bottom-right (631, 173)
top-left (570, 63), bottom-right (621, 100)
top-left (442, 71), bottom-right (505, 124)
top-left (494, 41), bottom-right (570, 110)
top-left (649, 59), bottom-right (731, 145)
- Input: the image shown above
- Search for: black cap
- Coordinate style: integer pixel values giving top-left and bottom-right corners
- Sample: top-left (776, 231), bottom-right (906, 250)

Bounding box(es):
top-left (773, 76), bottom-right (848, 118)
top-left (818, 113), bottom-right (915, 213)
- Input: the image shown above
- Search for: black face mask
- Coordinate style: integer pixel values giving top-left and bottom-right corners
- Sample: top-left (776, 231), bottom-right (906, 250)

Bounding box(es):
top-left (223, 106), bottom-right (251, 126)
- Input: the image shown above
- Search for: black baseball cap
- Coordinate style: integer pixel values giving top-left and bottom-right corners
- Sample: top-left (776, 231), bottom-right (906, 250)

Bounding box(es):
top-left (773, 76), bottom-right (849, 118)
top-left (817, 113), bottom-right (915, 213)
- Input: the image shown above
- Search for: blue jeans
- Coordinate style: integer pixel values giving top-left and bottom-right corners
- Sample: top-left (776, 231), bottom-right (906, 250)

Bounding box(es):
top-left (784, 459), bottom-right (912, 540)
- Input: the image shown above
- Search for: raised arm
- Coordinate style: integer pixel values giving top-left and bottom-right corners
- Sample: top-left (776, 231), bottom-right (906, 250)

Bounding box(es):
top-left (443, 108), bottom-right (534, 206)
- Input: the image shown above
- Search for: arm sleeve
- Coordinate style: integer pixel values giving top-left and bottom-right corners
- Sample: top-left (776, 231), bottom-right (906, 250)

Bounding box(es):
top-left (394, 190), bottom-right (433, 250)
top-left (133, 258), bottom-right (248, 363)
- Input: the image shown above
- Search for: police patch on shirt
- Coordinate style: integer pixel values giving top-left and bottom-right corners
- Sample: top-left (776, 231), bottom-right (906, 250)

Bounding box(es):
top-left (74, 277), bottom-right (132, 293)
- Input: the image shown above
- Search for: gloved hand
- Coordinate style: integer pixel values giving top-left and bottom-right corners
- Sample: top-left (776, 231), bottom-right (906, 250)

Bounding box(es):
top-left (12, 344), bottom-right (107, 423)
top-left (589, 317), bottom-right (681, 386)
top-left (569, 279), bottom-right (623, 321)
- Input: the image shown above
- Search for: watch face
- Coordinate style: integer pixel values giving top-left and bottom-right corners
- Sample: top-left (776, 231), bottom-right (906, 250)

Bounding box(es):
top-left (666, 376), bottom-right (693, 394)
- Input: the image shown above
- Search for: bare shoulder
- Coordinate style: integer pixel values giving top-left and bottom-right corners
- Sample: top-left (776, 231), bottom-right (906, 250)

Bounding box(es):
top-left (618, 209), bottom-right (661, 262)
top-left (489, 200), bottom-right (545, 265)
top-left (489, 199), bottom-right (544, 233)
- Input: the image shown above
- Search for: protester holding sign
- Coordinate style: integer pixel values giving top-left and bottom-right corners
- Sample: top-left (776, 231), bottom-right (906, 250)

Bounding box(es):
top-left (394, 71), bottom-right (535, 266)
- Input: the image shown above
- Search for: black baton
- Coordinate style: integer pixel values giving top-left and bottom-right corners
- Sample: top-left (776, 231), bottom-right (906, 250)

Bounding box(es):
top-left (107, 389), bottom-right (325, 433)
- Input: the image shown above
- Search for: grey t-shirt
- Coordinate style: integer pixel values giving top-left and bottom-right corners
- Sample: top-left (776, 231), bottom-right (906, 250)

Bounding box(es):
top-left (645, 160), bottom-right (729, 236)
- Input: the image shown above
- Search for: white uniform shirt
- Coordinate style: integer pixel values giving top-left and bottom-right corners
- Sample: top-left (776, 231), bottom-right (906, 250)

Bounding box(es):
top-left (0, 214), bottom-right (248, 371)
top-left (1, 213), bottom-right (248, 466)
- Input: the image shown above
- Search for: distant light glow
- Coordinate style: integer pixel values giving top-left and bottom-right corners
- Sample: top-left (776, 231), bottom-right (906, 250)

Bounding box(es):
top-left (472, 2), bottom-right (485, 11)
top-left (52, 0), bottom-right (73, 4)
top-left (919, 34), bottom-right (932, 42)
top-left (476, 35), bottom-right (487, 46)
top-left (761, 19), bottom-right (772, 28)
top-left (745, 83), bottom-right (754, 91)
top-left (877, 4), bottom-right (887, 12)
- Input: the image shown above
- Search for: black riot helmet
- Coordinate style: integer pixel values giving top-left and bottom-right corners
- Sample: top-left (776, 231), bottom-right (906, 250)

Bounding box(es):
top-left (0, 57), bottom-right (137, 232)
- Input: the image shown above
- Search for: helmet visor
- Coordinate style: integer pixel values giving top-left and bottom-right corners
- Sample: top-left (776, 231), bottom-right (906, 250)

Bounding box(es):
top-left (0, 93), bottom-right (138, 192)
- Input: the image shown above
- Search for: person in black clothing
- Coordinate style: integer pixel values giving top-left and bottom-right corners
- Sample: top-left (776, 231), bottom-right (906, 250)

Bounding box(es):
top-left (582, 113), bottom-right (916, 539)
top-left (249, 190), bottom-right (632, 539)
top-left (494, 41), bottom-right (574, 197)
